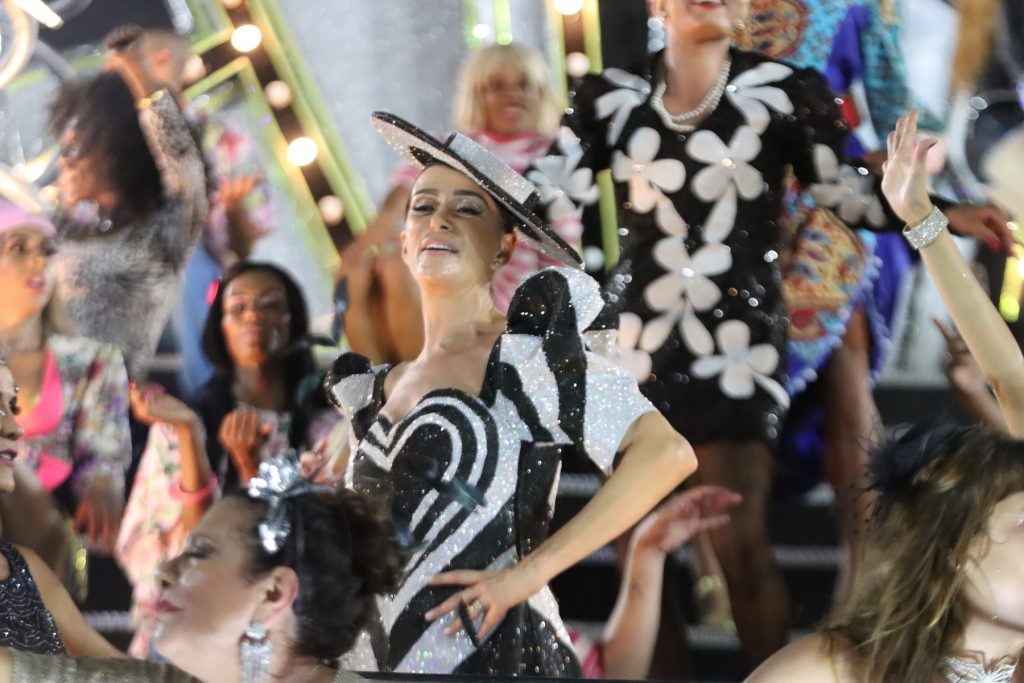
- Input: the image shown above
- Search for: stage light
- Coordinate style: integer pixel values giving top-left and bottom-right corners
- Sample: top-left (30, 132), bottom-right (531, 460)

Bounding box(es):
top-left (318, 195), bottom-right (344, 225)
top-left (265, 80), bottom-right (292, 109)
top-left (183, 55), bottom-right (207, 84)
top-left (472, 23), bottom-right (491, 40)
top-left (222, 0), bottom-right (245, 8)
top-left (566, 51), bottom-right (590, 78)
top-left (231, 24), bottom-right (262, 53)
top-left (14, 0), bottom-right (63, 28)
top-left (287, 137), bottom-right (318, 166)
top-left (553, 0), bottom-right (584, 16)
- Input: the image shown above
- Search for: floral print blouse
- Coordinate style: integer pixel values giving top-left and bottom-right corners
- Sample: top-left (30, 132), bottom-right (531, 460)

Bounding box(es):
top-left (16, 334), bottom-right (131, 495)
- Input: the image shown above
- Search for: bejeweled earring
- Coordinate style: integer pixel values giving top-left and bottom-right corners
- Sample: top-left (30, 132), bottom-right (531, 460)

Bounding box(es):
top-left (240, 621), bottom-right (272, 683)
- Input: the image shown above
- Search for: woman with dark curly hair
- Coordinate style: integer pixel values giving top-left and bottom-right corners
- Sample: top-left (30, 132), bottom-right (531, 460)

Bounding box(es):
top-left (0, 451), bottom-right (400, 682)
top-left (48, 33), bottom-right (206, 380)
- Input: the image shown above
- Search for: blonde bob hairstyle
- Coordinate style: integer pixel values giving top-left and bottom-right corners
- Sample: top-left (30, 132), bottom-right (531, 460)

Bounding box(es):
top-left (451, 42), bottom-right (562, 138)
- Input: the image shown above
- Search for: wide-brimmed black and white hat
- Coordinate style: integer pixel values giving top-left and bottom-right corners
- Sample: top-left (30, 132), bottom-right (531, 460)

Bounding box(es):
top-left (371, 111), bottom-right (582, 267)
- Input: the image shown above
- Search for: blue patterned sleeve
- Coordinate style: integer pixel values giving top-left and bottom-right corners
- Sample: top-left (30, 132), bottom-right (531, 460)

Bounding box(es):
top-left (502, 268), bottom-right (656, 474)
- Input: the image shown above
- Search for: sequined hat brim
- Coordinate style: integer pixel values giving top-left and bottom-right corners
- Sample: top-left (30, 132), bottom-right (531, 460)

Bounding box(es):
top-left (371, 111), bottom-right (582, 268)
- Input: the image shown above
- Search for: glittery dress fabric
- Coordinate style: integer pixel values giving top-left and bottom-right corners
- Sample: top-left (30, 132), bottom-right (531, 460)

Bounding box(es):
top-left (0, 540), bottom-right (64, 655)
top-left (530, 48), bottom-right (898, 447)
top-left (52, 93), bottom-right (208, 380)
top-left (331, 267), bottom-right (655, 676)
top-left (9, 649), bottom-right (367, 682)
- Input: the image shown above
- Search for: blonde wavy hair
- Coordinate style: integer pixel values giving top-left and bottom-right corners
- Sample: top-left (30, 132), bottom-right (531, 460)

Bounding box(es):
top-left (823, 427), bottom-right (1024, 683)
top-left (951, 0), bottom-right (1001, 91)
top-left (452, 42), bottom-right (562, 137)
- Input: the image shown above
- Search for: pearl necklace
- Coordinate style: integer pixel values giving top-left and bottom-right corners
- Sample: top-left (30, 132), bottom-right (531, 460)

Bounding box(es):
top-left (942, 655), bottom-right (1018, 683)
top-left (650, 58), bottom-right (733, 133)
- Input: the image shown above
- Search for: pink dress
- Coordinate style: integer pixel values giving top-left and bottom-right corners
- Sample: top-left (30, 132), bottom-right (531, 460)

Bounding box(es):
top-left (392, 130), bottom-right (582, 312)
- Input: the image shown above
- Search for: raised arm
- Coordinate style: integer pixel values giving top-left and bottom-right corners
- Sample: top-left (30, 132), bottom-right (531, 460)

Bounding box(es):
top-left (601, 486), bottom-right (739, 679)
top-left (881, 111), bottom-right (1024, 436)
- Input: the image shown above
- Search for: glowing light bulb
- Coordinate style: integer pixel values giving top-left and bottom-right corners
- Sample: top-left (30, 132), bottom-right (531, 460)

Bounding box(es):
top-left (264, 80), bottom-right (292, 109)
top-left (287, 137), bottom-right (318, 166)
top-left (231, 24), bottom-right (262, 53)
top-left (472, 23), bottom-right (491, 40)
top-left (566, 51), bottom-right (590, 78)
top-left (318, 195), bottom-right (344, 225)
top-left (554, 0), bottom-right (585, 16)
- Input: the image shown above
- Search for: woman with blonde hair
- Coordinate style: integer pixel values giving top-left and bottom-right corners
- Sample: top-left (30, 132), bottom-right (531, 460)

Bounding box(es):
top-left (342, 41), bottom-right (578, 363)
top-left (746, 111), bottom-right (1024, 682)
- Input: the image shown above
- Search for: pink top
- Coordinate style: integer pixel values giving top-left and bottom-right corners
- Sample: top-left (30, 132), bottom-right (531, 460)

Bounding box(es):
top-left (392, 130), bottom-right (582, 313)
top-left (17, 351), bottom-right (72, 491)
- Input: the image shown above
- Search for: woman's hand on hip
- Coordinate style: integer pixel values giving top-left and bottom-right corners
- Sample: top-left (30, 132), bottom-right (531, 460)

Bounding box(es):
top-left (424, 564), bottom-right (545, 642)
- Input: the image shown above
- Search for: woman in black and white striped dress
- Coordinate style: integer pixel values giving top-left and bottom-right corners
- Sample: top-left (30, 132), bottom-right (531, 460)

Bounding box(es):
top-left (323, 112), bottom-right (696, 677)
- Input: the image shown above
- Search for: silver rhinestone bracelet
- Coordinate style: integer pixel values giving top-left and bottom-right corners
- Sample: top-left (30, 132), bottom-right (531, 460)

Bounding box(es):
top-left (903, 206), bottom-right (947, 250)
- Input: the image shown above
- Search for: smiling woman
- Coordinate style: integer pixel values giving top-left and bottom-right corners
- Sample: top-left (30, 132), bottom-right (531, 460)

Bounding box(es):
top-left (317, 112), bottom-right (696, 676)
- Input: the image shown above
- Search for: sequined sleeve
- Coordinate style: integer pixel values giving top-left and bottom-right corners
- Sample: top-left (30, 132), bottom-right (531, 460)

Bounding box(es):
top-left (67, 341), bottom-right (132, 496)
top-left (788, 67), bottom-right (900, 231)
top-left (10, 650), bottom-right (200, 682)
top-left (325, 352), bottom-right (389, 448)
top-left (504, 267), bottom-right (656, 474)
top-left (137, 91), bottom-right (208, 253)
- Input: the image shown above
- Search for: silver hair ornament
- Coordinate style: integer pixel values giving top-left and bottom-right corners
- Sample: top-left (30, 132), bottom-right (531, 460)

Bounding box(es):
top-left (247, 449), bottom-right (333, 554)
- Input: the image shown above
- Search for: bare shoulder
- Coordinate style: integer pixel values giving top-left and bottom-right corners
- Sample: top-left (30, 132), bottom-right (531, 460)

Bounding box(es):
top-left (745, 634), bottom-right (859, 683)
top-left (382, 361), bottom-right (412, 398)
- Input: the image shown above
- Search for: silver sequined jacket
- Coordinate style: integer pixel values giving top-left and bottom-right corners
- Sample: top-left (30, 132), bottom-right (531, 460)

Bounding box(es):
top-left (52, 92), bottom-right (207, 380)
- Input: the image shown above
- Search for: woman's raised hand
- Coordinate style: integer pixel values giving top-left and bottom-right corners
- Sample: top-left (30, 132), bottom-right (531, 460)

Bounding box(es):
top-left (129, 383), bottom-right (198, 429)
top-left (881, 111), bottom-right (936, 226)
top-left (218, 407), bottom-right (271, 483)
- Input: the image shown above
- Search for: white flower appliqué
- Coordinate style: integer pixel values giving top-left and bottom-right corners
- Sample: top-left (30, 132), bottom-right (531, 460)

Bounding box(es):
top-left (724, 62), bottom-right (794, 134)
top-left (690, 320), bottom-right (790, 408)
top-left (686, 126), bottom-right (764, 204)
top-left (808, 145), bottom-right (887, 228)
top-left (595, 68), bottom-right (652, 146)
top-left (639, 237), bottom-right (732, 355)
top-left (612, 127), bottom-right (688, 236)
top-left (612, 312), bottom-right (653, 383)
top-left (528, 127), bottom-right (600, 222)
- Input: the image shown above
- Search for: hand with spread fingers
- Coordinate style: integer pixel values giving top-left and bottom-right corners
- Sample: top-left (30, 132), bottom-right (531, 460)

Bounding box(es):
top-left (632, 486), bottom-right (742, 556)
top-left (424, 564), bottom-right (544, 645)
top-left (881, 110), bottom-right (936, 227)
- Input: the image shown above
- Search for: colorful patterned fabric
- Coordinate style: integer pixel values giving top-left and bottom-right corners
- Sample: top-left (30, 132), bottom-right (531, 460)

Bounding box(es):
top-left (16, 335), bottom-right (132, 495)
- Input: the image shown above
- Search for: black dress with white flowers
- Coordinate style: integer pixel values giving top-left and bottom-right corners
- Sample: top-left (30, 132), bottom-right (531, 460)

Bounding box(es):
top-left (527, 48), bottom-right (896, 447)
top-left (328, 267), bottom-right (654, 676)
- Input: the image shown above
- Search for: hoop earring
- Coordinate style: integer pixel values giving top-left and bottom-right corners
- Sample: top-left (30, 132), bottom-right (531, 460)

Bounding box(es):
top-left (240, 621), bottom-right (273, 683)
